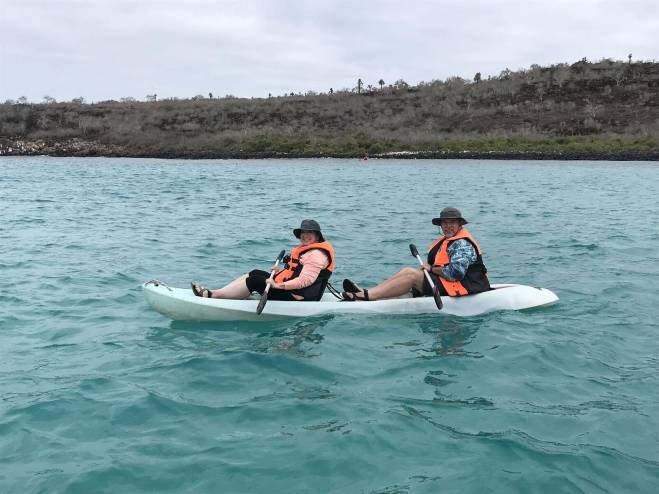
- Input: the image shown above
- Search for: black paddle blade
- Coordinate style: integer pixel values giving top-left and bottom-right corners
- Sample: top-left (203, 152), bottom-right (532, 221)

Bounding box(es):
top-left (432, 284), bottom-right (443, 310)
top-left (256, 291), bottom-right (268, 315)
top-left (257, 249), bottom-right (286, 315)
top-left (409, 244), bottom-right (419, 258)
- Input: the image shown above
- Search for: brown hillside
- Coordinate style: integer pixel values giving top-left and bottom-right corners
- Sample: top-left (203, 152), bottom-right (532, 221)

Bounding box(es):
top-left (1, 59), bottom-right (658, 158)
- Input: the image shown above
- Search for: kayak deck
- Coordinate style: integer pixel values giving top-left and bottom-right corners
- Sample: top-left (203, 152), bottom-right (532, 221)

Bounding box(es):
top-left (143, 281), bottom-right (558, 321)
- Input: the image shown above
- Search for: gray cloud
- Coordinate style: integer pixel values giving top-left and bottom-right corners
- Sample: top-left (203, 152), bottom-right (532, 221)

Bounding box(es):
top-left (2, 0), bottom-right (657, 102)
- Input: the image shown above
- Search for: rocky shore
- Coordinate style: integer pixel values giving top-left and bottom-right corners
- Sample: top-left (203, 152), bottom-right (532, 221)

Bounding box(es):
top-left (1, 137), bottom-right (658, 161)
top-left (0, 138), bottom-right (125, 157)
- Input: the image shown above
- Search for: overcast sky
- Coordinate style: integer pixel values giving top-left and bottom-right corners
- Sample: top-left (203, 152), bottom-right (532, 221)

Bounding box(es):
top-left (2, 0), bottom-right (657, 102)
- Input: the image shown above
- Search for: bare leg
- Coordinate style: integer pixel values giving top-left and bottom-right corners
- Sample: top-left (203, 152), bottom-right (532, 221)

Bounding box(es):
top-left (350, 267), bottom-right (426, 300)
top-left (193, 274), bottom-right (251, 299)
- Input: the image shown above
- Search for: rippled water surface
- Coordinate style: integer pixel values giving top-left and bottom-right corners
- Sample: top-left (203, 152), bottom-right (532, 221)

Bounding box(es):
top-left (1, 157), bottom-right (658, 493)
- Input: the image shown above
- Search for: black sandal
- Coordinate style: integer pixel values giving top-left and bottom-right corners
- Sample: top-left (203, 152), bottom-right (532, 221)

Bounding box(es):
top-left (191, 282), bottom-right (213, 298)
top-left (343, 278), bottom-right (360, 293)
top-left (341, 289), bottom-right (369, 301)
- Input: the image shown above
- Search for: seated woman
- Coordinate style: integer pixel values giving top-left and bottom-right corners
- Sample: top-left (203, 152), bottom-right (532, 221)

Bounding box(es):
top-left (191, 219), bottom-right (335, 301)
top-left (343, 207), bottom-right (490, 301)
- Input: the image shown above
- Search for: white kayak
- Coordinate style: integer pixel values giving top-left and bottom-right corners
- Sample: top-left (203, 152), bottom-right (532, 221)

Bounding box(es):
top-left (143, 281), bottom-right (558, 321)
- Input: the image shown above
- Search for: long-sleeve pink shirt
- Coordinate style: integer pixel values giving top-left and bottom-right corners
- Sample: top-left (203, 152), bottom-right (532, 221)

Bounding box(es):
top-left (280, 249), bottom-right (330, 290)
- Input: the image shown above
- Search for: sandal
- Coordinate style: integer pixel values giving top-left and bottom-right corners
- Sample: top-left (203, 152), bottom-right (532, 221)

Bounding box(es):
top-left (191, 282), bottom-right (213, 298)
top-left (342, 278), bottom-right (360, 293)
top-left (341, 288), bottom-right (369, 302)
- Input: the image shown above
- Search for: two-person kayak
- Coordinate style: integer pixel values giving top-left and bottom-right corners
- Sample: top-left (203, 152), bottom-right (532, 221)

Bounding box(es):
top-left (146, 210), bottom-right (558, 322)
top-left (143, 281), bottom-right (558, 321)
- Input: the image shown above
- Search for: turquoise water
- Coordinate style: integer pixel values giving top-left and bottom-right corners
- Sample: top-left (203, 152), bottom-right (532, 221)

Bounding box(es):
top-left (1, 157), bottom-right (658, 493)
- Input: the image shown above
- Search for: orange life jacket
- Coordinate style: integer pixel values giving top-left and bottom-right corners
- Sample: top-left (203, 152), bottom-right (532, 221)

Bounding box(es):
top-left (427, 228), bottom-right (490, 296)
top-left (274, 241), bottom-right (335, 300)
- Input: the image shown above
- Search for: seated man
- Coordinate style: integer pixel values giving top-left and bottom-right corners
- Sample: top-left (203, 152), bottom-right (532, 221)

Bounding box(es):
top-left (343, 207), bottom-right (490, 301)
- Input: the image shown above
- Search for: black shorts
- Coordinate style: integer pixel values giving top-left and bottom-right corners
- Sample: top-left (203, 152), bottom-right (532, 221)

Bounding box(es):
top-left (419, 271), bottom-right (449, 297)
top-left (245, 269), bottom-right (296, 301)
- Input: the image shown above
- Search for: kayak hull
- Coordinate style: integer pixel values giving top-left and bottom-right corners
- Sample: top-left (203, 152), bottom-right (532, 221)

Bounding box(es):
top-left (143, 282), bottom-right (558, 321)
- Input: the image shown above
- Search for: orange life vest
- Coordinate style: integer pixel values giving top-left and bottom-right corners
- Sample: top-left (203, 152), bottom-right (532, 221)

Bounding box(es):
top-left (427, 228), bottom-right (489, 296)
top-left (274, 241), bottom-right (335, 300)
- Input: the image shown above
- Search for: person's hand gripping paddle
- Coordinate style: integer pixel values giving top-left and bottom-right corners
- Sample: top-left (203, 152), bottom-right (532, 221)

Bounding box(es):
top-left (409, 244), bottom-right (443, 310)
top-left (256, 250), bottom-right (286, 315)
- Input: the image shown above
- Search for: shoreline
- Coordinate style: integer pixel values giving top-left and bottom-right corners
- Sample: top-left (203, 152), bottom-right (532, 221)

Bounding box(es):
top-left (1, 138), bottom-right (658, 161)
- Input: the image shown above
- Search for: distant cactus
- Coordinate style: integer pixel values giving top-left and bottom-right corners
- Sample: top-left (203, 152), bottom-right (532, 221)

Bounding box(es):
top-left (393, 79), bottom-right (408, 89)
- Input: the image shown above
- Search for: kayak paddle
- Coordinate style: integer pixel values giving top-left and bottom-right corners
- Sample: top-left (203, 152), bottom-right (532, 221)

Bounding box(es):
top-left (409, 243), bottom-right (443, 310)
top-left (256, 250), bottom-right (286, 315)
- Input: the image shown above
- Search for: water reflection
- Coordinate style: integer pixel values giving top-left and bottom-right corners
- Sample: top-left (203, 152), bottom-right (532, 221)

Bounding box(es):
top-left (414, 317), bottom-right (484, 359)
top-left (250, 316), bottom-right (332, 356)
top-left (390, 316), bottom-right (491, 414)
top-left (167, 319), bottom-right (291, 333)
top-left (150, 316), bottom-right (332, 356)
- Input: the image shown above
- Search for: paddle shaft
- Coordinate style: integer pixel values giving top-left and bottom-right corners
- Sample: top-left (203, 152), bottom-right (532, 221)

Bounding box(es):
top-left (262, 266), bottom-right (279, 295)
top-left (409, 243), bottom-right (443, 310)
top-left (413, 252), bottom-right (437, 287)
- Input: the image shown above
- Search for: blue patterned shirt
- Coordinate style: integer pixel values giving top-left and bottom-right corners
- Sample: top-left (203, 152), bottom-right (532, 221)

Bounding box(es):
top-left (439, 239), bottom-right (477, 281)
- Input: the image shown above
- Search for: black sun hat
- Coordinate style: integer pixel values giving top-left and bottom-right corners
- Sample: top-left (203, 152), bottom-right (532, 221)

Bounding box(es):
top-left (293, 219), bottom-right (325, 242)
top-left (431, 207), bottom-right (468, 225)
